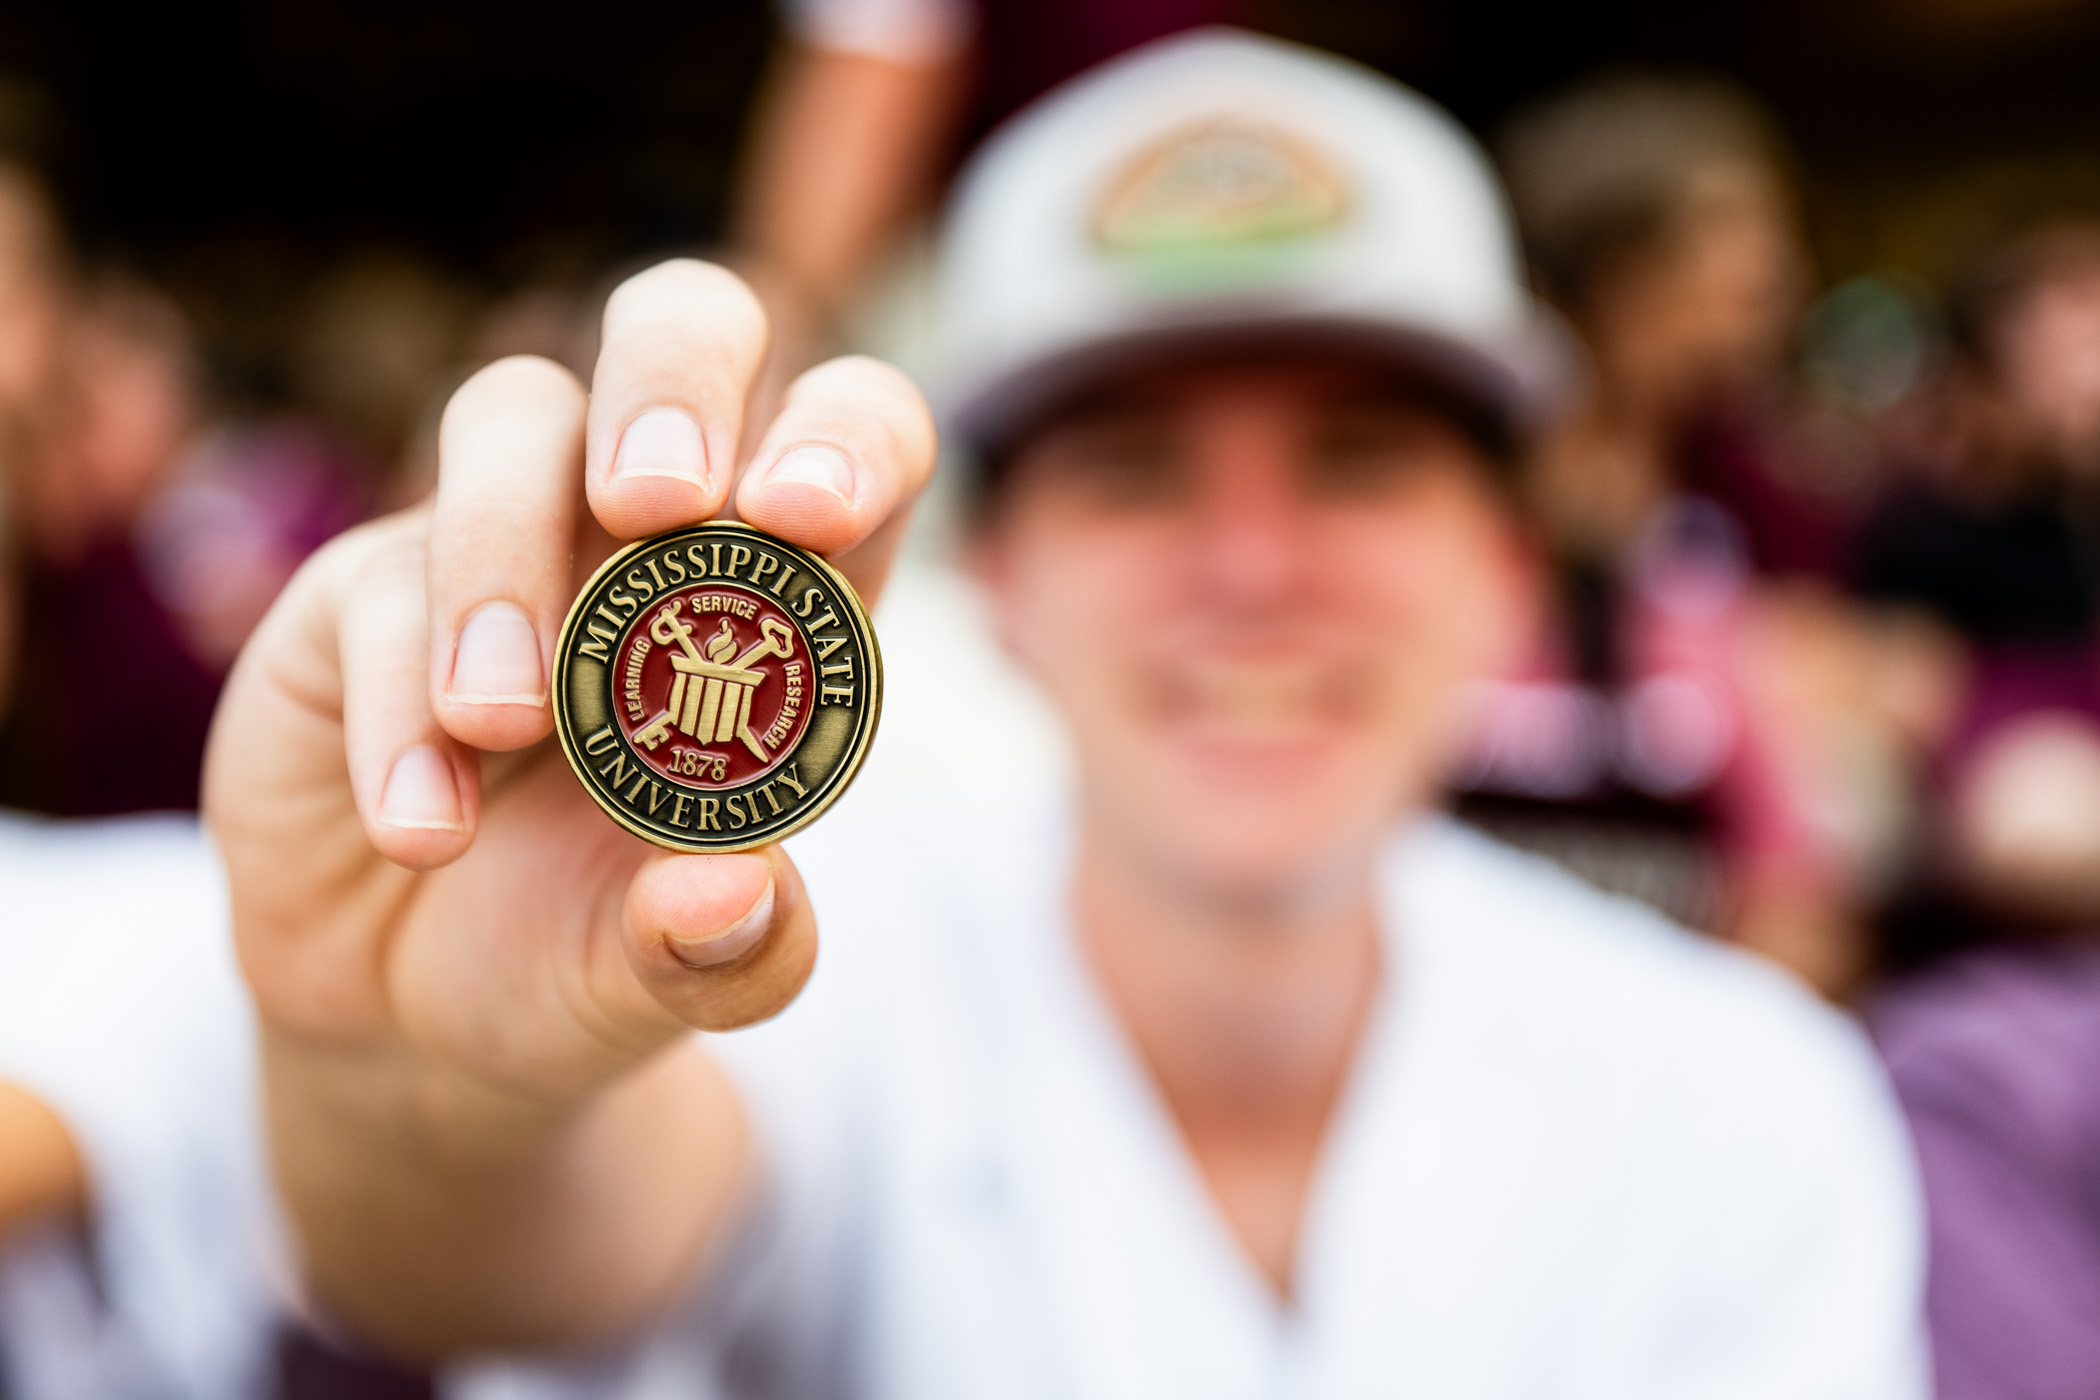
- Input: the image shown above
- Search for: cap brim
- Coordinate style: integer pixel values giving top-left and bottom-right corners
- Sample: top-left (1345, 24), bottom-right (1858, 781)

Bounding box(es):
top-left (943, 306), bottom-right (1578, 462)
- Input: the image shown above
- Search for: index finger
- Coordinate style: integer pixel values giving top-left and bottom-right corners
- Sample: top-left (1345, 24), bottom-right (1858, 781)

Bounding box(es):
top-left (585, 260), bottom-right (769, 541)
top-left (735, 355), bottom-right (937, 607)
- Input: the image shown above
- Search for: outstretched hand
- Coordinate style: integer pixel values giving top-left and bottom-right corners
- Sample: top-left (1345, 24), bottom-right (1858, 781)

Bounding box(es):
top-left (203, 259), bottom-right (934, 1352)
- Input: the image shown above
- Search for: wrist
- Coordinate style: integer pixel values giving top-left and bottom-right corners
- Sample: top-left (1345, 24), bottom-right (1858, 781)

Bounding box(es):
top-left (260, 1026), bottom-right (734, 1357)
top-left (261, 1025), bottom-right (613, 1184)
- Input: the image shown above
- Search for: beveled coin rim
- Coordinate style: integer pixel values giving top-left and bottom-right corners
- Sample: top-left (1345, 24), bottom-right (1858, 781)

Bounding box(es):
top-left (552, 521), bottom-right (883, 853)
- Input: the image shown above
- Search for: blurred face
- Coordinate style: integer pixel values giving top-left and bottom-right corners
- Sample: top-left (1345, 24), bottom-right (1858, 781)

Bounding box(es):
top-left (62, 306), bottom-right (195, 515)
top-left (975, 359), bottom-right (1538, 900)
top-left (1996, 266), bottom-right (2100, 474)
top-left (23, 290), bottom-right (197, 553)
top-left (1587, 163), bottom-right (1806, 415)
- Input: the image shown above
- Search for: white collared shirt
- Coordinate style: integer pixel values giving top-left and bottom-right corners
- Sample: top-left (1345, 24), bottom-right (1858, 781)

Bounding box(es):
top-left (458, 801), bottom-right (1928, 1400)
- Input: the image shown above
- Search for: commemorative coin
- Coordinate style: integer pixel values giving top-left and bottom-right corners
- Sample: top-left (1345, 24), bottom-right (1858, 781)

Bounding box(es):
top-left (553, 521), bottom-right (881, 852)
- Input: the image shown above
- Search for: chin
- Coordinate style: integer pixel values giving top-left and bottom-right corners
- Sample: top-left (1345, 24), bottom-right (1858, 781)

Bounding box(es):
top-left (1161, 710), bottom-right (1362, 782)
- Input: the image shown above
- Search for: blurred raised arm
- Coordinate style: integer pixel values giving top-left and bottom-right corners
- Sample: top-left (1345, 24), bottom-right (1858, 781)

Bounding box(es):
top-left (732, 11), bottom-right (971, 386)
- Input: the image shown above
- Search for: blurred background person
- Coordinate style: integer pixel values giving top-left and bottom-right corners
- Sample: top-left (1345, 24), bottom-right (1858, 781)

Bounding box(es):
top-left (1499, 75), bottom-right (1854, 579)
top-left (1862, 220), bottom-right (2100, 1400)
top-left (1471, 73), bottom-right (1912, 995)
top-left (733, 0), bottom-right (1275, 393)
top-left (1855, 221), bottom-right (2100, 936)
top-left (0, 182), bottom-right (372, 815)
top-left (0, 264), bottom-right (219, 814)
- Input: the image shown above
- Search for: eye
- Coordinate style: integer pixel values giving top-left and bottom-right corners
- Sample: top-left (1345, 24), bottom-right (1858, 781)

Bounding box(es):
top-left (1026, 417), bottom-right (1191, 510)
top-left (1293, 402), bottom-right (1478, 505)
top-left (1301, 416), bottom-right (1432, 501)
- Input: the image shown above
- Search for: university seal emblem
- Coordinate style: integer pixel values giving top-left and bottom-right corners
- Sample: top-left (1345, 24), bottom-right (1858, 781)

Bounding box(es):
top-left (553, 521), bottom-right (881, 851)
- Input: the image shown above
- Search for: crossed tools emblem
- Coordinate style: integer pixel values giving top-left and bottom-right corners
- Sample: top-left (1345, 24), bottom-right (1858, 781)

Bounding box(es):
top-left (632, 603), bottom-right (797, 764)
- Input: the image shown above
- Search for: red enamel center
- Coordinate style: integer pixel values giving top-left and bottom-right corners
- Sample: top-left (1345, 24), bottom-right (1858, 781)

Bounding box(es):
top-left (611, 583), bottom-right (813, 787)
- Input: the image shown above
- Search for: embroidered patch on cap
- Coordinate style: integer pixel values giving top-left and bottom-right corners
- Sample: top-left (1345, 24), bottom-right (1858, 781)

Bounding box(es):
top-left (1093, 117), bottom-right (1350, 254)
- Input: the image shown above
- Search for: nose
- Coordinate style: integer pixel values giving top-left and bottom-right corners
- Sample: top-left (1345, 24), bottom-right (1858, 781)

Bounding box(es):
top-left (1186, 439), bottom-right (1312, 611)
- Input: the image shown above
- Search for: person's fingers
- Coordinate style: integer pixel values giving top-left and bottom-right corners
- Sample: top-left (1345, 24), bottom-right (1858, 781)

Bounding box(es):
top-left (735, 354), bottom-right (937, 606)
top-left (427, 356), bottom-right (588, 754)
top-left (586, 260), bottom-right (768, 541)
top-left (341, 526), bottom-right (481, 871)
top-left (207, 515), bottom-right (451, 1042)
top-left (622, 847), bottom-right (817, 1032)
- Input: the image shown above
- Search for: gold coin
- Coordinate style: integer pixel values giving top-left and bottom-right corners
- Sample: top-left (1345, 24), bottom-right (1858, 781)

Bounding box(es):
top-left (553, 521), bottom-right (881, 851)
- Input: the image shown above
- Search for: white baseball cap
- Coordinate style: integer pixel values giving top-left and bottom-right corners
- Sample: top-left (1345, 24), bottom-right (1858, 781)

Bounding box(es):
top-left (930, 27), bottom-right (1572, 458)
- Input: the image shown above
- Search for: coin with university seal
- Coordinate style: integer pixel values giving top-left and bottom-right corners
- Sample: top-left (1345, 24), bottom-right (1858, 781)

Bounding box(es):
top-left (553, 521), bottom-right (881, 852)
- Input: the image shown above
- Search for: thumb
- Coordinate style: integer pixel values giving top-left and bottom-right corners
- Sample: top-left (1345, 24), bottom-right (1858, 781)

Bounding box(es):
top-left (622, 847), bottom-right (818, 1032)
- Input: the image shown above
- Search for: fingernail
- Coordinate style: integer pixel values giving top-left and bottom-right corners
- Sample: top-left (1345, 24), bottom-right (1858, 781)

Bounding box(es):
top-left (448, 601), bottom-right (546, 707)
top-left (667, 878), bottom-right (775, 969)
top-left (378, 746), bottom-right (464, 832)
top-left (613, 407), bottom-right (708, 487)
top-left (752, 445), bottom-right (856, 507)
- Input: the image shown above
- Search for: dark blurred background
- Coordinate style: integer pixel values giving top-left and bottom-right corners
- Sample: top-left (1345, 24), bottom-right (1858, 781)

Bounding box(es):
top-left (0, 0), bottom-right (773, 412)
top-left (5, 0), bottom-right (2098, 419)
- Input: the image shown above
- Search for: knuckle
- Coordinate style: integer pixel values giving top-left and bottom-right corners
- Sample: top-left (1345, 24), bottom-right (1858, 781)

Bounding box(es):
top-left (343, 546), bottom-right (431, 634)
top-left (296, 525), bottom-right (375, 596)
top-left (354, 519), bottom-right (431, 582)
top-left (305, 511), bottom-right (423, 602)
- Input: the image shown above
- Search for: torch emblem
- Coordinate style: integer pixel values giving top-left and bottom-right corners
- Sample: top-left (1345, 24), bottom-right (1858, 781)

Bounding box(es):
top-left (632, 602), bottom-right (798, 768)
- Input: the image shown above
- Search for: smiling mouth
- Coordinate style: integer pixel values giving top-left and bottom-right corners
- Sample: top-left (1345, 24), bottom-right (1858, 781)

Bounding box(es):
top-left (1150, 658), bottom-right (1358, 746)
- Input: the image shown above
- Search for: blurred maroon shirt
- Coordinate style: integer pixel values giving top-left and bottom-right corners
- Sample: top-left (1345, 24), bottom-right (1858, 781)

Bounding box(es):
top-left (0, 421), bottom-right (365, 816)
top-left (0, 538), bottom-right (223, 814)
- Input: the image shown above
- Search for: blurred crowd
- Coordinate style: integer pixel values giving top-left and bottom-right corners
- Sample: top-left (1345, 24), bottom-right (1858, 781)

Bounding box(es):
top-left (3, 5), bottom-right (2100, 1398)
top-left (0, 191), bottom-right (631, 819)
